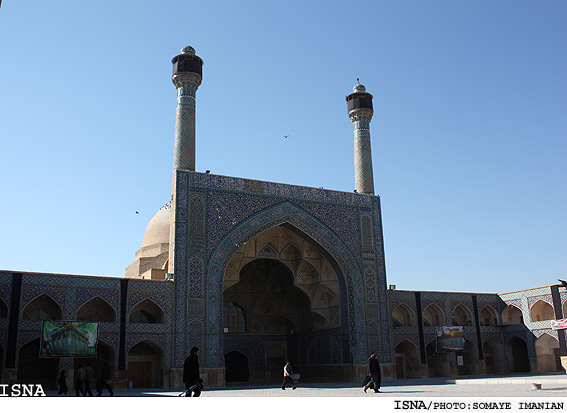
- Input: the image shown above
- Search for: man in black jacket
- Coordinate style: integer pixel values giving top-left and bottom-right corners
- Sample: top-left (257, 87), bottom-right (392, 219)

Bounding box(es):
top-left (363, 351), bottom-right (381, 393)
top-left (183, 347), bottom-right (202, 397)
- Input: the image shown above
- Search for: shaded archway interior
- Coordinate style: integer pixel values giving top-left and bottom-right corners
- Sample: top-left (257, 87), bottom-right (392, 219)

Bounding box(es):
top-left (222, 224), bottom-right (351, 383)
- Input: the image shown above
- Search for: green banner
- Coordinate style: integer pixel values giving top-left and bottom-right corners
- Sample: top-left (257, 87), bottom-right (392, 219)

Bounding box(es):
top-left (40, 321), bottom-right (98, 357)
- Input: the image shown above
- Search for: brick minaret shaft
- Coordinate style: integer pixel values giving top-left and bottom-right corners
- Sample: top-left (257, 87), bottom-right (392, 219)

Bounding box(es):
top-left (346, 82), bottom-right (375, 195)
top-left (172, 46), bottom-right (203, 171)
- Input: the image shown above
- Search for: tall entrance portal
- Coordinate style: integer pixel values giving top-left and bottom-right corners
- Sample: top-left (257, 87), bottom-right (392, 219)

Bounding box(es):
top-left (171, 170), bottom-right (390, 386)
top-left (222, 224), bottom-right (349, 383)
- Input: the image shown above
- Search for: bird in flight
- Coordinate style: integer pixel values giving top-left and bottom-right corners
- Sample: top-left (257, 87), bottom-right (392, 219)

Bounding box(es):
top-left (283, 135), bottom-right (289, 139)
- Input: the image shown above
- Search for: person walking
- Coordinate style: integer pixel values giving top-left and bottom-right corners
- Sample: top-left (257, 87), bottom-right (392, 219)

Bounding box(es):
top-left (96, 365), bottom-right (114, 396)
top-left (58, 370), bottom-right (68, 395)
top-left (363, 351), bottom-right (381, 393)
top-left (182, 347), bottom-right (202, 397)
top-left (83, 363), bottom-right (95, 396)
top-left (74, 364), bottom-right (85, 396)
top-left (281, 361), bottom-right (296, 390)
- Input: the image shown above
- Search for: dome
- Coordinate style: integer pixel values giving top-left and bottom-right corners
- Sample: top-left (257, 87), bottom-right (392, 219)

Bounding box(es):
top-left (353, 82), bottom-right (366, 93)
top-left (181, 46), bottom-right (196, 55)
top-left (141, 202), bottom-right (171, 248)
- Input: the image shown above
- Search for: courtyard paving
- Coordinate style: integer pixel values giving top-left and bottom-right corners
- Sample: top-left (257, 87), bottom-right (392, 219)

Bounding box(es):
top-left (44, 373), bottom-right (567, 398)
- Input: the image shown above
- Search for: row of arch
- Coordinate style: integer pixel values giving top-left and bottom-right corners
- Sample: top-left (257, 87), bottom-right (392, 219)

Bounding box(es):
top-left (0, 295), bottom-right (164, 324)
top-left (392, 302), bottom-right (552, 328)
top-left (2, 337), bottom-right (164, 389)
top-left (394, 333), bottom-right (563, 378)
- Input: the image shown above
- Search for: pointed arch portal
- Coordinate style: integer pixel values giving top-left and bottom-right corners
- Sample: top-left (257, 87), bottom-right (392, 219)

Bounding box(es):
top-left (202, 202), bottom-right (371, 374)
top-left (218, 220), bottom-right (352, 382)
top-left (172, 175), bottom-right (389, 384)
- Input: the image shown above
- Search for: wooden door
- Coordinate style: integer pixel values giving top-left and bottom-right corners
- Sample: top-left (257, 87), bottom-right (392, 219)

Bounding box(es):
top-left (395, 356), bottom-right (405, 379)
top-left (129, 361), bottom-right (152, 388)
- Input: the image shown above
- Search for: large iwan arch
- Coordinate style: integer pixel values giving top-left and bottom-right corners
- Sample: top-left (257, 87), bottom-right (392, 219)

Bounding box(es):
top-left (203, 203), bottom-right (370, 371)
top-left (217, 221), bottom-right (350, 382)
top-left (171, 171), bottom-right (389, 386)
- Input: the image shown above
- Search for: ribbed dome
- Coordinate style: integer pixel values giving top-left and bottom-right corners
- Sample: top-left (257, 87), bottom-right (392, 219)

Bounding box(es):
top-left (141, 203), bottom-right (171, 248)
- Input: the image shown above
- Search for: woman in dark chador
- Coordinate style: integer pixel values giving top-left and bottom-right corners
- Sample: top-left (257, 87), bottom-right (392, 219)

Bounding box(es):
top-left (58, 370), bottom-right (68, 395)
top-left (362, 351), bottom-right (381, 393)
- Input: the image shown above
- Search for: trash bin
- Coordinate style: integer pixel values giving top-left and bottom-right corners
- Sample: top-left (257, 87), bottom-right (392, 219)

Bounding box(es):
top-left (128, 381), bottom-right (133, 389)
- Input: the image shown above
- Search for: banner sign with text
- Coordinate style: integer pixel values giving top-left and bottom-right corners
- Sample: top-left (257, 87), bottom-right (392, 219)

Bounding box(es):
top-left (436, 326), bottom-right (465, 351)
top-left (551, 319), bottom-right (567, 330)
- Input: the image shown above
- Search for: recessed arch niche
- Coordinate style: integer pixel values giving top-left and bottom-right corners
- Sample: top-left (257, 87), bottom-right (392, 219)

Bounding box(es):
top-left (530, 300), bottom-right (555, 322)
top-left (22, 294), bottom-right (62, 321)
top-left (129, 299), bottom-right (164, 324)
top-left (392, 303), bottom-right (416, 327)
top-left (0, 299), bottom-right (8, 319)
top-left (502, 305), bottom-right (523, 325)
top-left (220, 222), bottom-right (347, 383)
top-left (423, 304), bottom-right (445, 327)
top-left (128, 340), bottom-right (163, 388)
top-left (451, 304), bottom-right (473, 326)
top-left (77, 297), bottom-right (116, 322)
top-left (479, 305), bottom-right (499, 326)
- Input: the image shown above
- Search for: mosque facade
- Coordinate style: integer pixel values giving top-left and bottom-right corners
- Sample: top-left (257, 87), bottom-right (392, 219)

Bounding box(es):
top-left (0, 47), bottom-right (565, 390)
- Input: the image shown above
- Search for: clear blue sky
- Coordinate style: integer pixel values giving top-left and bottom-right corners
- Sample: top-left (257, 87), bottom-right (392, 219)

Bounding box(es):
top-left (0, 1), bottom-right (565, 293)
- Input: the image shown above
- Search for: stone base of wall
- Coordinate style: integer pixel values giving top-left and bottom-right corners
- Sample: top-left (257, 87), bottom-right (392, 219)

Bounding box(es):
top-left (1, 368), bottom-right (17, 386)
top-left (478, 359), bottom-right (486, 375)
top-left (354, 363), bottom-right (395, 383)
top-left (167, 367), bottom-right (226, 390)
top-left (169, 368), bottom-right (183, 390)
top-left (201, 367), bottom-right (225, 388)
top-left (420, 363), bottom-right (429, 378)
top-left (114, 370), bottom-right (129, 389)
top-left (381, 363), bottom-right (395, 380)
top-left (529, 357), bottom-right (538, 373)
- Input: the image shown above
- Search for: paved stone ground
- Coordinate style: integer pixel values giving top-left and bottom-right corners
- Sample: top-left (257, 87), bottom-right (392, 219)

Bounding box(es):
top-left (44, 373), bottom-right (567, 398)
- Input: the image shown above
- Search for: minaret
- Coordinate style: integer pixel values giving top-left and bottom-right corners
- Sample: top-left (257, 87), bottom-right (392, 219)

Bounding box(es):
top-left (172, 46), bottom-right (203, 171)
top-left (346, 81), bottom-right (375, 195)
top-left (169, 46), bottom-right (204, 280)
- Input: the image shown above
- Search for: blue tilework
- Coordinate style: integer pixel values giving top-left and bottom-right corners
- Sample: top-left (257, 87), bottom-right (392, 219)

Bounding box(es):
top-left (174, 171), bottom-right (383, 367)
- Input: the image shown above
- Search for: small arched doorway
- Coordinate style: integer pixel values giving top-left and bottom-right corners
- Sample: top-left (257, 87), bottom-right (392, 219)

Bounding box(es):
top-left (225, 351), bottom-right (249, 383)
top-left (506, 336), bottom-right (530, 373)
top-left (456, 339), bottom-right (478, 375)
top-left (483, 337), bottom-right (505, 374)
top-left (536, 334), bottom-right (563, 373)
top-left (75, 340), bottom-right (115, 385)
top-left (426, 339), bottom-right (450, 377)
top-left (128, 340), bottom-right (163, 388)
top-left (394, 339), bottom-right (420, 378)
top-left (18, 339), bottom-right (59, 389)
